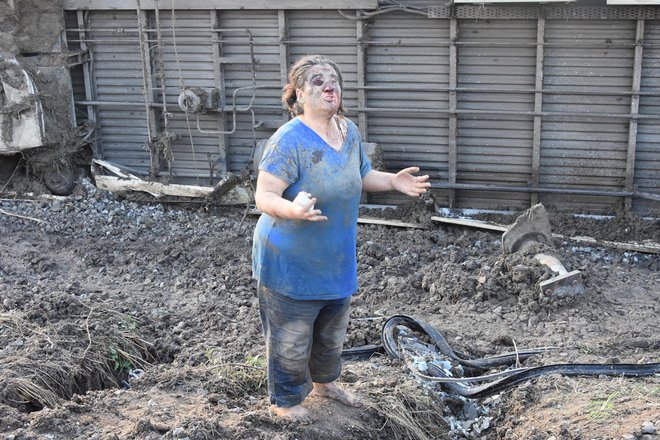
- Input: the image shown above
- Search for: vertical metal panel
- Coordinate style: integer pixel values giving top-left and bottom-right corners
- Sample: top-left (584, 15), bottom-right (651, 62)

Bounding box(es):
top-left (65, 12), bottom-right (85, 103)
top-left (366, 11), bottom-right (450, 205)
top-left (150, 10), bottom-right (224, 184)
top-left (624, 20), bottom-right (643, 211)
top-left (638, 20), bottom-right (660, 214)
top-left (531, 18), bottom-right (545, 206)
top-left (136, 9), bottom-right (159, 175)
top-left (88, 10), bottom-right (150, 173)
top-left (219, 10), bottom-right (281, 173)
top-left (356, 19), bottom-right (367, 140)
top-left (287, 10), bottom-right (358, 110)
top-left (209, 10), bottom-right (227, 177)
top-left (541, 20), bottom-right (635, 213)
top-left (456, 19), bottom-right (537, 210)
top-left (446, 18), bottom-right (457, 208)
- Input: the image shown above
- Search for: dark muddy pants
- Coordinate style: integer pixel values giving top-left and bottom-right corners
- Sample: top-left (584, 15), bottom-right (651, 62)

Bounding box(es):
top-left (257, 284), bottom-right (351, 408)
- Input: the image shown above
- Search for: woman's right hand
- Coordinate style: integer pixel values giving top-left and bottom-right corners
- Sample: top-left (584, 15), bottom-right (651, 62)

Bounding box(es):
top-left (291, 192), bottom-right (327, 221)
top-left (256, 171), bottom-right (327, 221)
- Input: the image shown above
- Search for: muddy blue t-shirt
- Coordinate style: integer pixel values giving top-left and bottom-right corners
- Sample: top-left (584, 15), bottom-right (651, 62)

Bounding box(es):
top-left (252, 117), bottom-right (372, 300)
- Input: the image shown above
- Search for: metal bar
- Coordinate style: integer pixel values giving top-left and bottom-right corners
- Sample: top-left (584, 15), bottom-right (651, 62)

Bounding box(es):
top-left (63, 0), bottom-right (379, 10)
top-left (358, 85), bottom-right (660, 98)
top-left (154, 7), bottom-right (169, 131)
top-left (356, 19), bottom-right (367, 140)
top-left (430, 182), bottom-right (635, 197)
top-left (136, 5), bottom-right (160, 176)
top-left (531, 17), bottom-right (545, 206)
top-left (625, 19), bottom-right (644, 212)
top-left (66, 36), bottom-right (660, 50)
top-left (448, 18), bottom-right (458, 209)
top-left (74, 100), bottom-right (660, 123)
top-left (350, 107), bottom-right (660, 120)
top-left (278, 9), bottom-right (288, 125)
top-left (76, 100), bottom-right (164, 107)
top-left (76, 10), bottom-right (99, 156)
top-left (211, 10), bottom-right (227, 176)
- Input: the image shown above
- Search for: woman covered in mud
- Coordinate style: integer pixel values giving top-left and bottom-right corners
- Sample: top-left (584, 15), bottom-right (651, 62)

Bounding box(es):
top-left (252, 55), bottom-right (430, 422)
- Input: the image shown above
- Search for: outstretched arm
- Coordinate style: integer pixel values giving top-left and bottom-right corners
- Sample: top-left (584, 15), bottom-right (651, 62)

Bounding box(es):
top-left (362, 167), bottom-right (430, 197)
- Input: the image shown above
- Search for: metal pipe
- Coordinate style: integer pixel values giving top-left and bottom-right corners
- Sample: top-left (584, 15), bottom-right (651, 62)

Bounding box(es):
top-left (74, 100), bottom-right (660, 122)
top-left (350, 106), bottom-right (660, 120)
top-left (635, 191), bottom-right (660, 202)
top-left (430, 182), bottom-right (636, 198)
top-left (76, 100), bottom-right (164, 108)
top-left (197, 103), bottom-right (660, 121)
top-left (195, 85), bottom-right (270, 135)
top-left (355, 85), bottom-right (660, 98)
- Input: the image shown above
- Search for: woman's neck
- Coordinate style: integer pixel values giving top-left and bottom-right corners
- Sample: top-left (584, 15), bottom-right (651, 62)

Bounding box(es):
top-left (298, 112), bottom-right (333, 131)
top-left (298, 113), bottom-right (344, 150)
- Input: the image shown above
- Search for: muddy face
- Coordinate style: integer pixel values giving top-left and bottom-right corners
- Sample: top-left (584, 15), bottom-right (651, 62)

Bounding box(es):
top-left (297, 64), bottom-right (341, 116)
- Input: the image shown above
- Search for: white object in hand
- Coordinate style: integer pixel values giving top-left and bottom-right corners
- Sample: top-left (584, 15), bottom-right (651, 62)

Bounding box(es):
top-left (293, 192), bottom-right (314, 211)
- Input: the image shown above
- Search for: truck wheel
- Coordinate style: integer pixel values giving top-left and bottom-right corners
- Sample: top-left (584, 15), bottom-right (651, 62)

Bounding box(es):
top-left (42, 164), bottom-right (76, 196)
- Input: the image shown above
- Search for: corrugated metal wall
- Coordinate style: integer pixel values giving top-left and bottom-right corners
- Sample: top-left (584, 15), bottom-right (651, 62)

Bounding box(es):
top-left (155, 10), bottom-right (222, 185)
top-left (457, 19), bottom-right (536, 210)
top-left (64, 5), bottom-right (660, 215)
top-left (87, 11), bottom-right (151, 173)
top-left (367, 12), bottom-right (450, 206)
top-left (541, 20), bottom-right (634, 212)
top-left (219, 10), bottom-right (282, 174)
top-left (639, 21), bottom-right (660, 216)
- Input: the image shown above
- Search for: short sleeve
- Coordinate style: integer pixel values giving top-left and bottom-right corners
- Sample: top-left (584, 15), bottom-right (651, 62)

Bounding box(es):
top-left (358, 138), bottom-right (372, 178)
top-left (259, 137), bottom-right (298, 185)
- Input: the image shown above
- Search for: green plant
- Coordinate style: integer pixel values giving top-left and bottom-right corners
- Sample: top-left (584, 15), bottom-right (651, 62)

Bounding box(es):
top-left (118, 315), bottom-right (138, 331)
top-left (587, 391), bottom-right (620, 420)
top-left (109, 347), bottom-right (133, 373)
top-left (245, 355), bottom-right (266, 368)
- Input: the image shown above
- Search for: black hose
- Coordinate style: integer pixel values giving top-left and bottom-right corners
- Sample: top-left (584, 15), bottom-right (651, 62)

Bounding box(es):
top-left (343, 314), bottom-right (660, 398)
top-left (381, 315), bottom-right (552, 371)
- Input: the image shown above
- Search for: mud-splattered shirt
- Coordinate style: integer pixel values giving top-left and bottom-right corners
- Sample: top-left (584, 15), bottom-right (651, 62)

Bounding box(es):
top-left (252, 117), bottom-right (372, 300)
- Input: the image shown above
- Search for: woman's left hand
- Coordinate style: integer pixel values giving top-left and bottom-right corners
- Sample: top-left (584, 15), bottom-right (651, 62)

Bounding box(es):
top-left (392, 167), bottom-right (430, 197)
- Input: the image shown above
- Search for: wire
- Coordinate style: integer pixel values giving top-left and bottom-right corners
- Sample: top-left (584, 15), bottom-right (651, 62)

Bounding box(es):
top-left (337, 4), bottom-right (429, 20)
top-left (135, 0), bottom-right (155, 173)
top-left (170, 0), bottom-right (199, 184)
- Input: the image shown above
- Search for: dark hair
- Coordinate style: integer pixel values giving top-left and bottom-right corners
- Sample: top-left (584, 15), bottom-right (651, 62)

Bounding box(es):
top-left (281, 55), bottom-right (344, 117)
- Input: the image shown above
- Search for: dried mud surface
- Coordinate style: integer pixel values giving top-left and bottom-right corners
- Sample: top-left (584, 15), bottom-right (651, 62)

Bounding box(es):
top-left (1, 183), bottom-right (659, 440)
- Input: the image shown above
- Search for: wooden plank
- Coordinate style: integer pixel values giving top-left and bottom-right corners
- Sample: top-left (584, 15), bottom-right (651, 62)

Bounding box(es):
top-left (565, 235), bottom-right (660, 255)
top-left (431, 216), bottom-right (508, 232)
top-left (0, 209), bottom-right (47, 224)
top-left (431, 215), bottom-right (660, 254)
top-left (64, 0), bottom-right (378, 10)
top-left (94, 175), bottom-right (250, 204)
top-left (93, 158), bottom-right (140, 179)
top-left (357, 217), bottom-right (424, 229)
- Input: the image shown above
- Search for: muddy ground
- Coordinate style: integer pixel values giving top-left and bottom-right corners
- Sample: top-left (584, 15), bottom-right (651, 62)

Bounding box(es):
top-left (0, 180), bottom-right (658, 440)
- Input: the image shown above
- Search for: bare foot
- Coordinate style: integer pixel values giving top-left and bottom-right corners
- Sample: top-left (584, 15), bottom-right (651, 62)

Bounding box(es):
top-left (311, 382), bottom-right (363, 408)
top-left (270, 404), bottom-right (313, 423)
